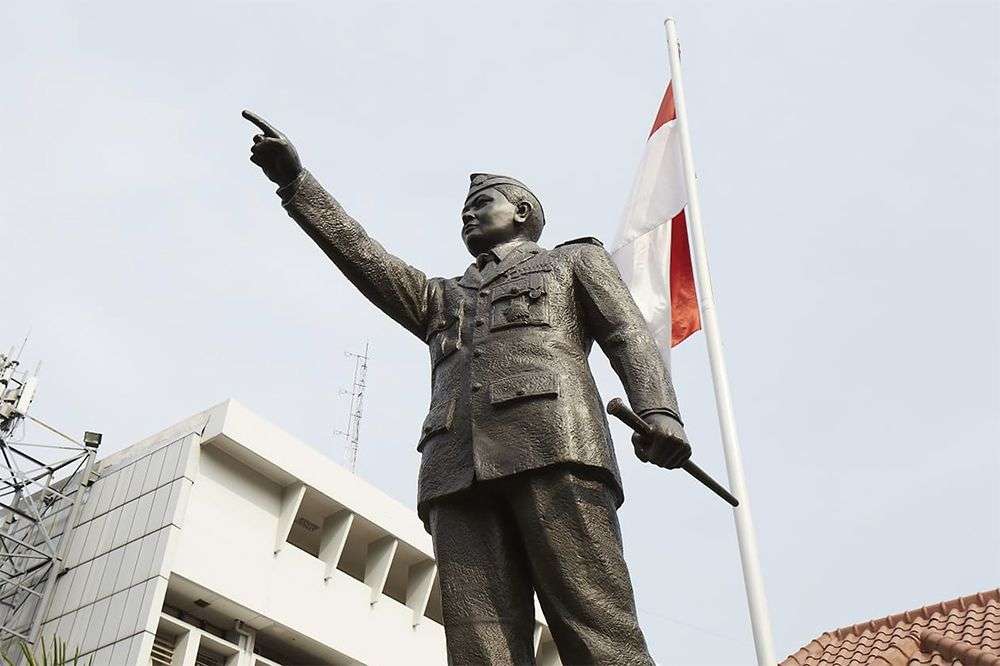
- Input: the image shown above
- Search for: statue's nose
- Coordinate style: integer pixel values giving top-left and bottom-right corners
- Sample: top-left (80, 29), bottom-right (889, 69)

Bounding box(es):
top-left (462, 211), bottom-right (475, 224)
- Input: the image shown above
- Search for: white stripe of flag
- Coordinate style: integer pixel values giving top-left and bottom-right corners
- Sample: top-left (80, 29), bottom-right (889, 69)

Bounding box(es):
top-left (612, 82), bottom-right (701, 368)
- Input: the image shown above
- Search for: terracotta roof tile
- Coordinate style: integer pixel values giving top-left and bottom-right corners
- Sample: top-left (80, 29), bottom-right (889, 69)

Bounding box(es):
top-left (780, 589), bottom-right (1000, 666)
top-left (920, 630), bottom-right (1000, 665)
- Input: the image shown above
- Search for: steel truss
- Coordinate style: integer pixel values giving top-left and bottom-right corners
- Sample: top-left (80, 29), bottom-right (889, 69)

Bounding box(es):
top-left (0, 351), bottom-right (99, 647)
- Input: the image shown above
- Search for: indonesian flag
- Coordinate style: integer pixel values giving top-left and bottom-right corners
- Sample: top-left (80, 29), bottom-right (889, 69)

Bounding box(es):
top-left (611, 82), bottom-right (701, 365)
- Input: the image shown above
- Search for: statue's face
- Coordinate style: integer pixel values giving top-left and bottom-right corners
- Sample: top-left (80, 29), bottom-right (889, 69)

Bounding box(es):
top-left (461, 187), bottom-right (529, 256)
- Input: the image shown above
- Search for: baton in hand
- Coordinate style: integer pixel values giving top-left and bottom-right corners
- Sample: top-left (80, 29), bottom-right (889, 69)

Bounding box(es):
top-left (606, 398), bottom-right (739, 507)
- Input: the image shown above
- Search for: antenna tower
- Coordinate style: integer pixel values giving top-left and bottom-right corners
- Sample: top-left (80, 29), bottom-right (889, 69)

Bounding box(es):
top-left (0, 345), bottom-right (100, 646)
top-left (336, 343), bottom-right (370, 474)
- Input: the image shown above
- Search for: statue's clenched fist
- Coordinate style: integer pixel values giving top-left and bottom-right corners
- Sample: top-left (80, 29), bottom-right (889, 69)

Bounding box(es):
top-left (243, 110), bottom-right (302, 187)
top-left (631, 413), bottom-right (692, 469)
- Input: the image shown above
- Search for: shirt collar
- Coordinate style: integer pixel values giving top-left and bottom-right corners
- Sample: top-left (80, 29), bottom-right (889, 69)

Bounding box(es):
top-left (491, 238), bottom-right (530, 262)
top-left (474, 239), bottom-right (539, 272)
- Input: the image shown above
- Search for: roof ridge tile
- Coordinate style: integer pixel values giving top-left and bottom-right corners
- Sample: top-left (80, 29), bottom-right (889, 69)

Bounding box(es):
top-left (835, 590), bottom-right (1000, 640)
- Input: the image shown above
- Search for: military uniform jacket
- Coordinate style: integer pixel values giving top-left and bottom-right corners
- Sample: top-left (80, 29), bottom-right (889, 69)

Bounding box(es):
top-left (280, 171), bottom-right (682, 523)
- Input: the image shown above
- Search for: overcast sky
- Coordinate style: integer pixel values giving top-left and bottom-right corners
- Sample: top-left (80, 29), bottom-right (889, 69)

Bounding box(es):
top-left (2, 1), bottom-right (998, 663)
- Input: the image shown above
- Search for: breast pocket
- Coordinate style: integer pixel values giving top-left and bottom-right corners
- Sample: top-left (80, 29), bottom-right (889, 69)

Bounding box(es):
top-left (489, 273), bottom-right (549, 330)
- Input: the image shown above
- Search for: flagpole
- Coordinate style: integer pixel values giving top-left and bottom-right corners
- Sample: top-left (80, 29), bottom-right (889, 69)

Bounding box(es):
top-left (664, 18), bottom-right (777, 665)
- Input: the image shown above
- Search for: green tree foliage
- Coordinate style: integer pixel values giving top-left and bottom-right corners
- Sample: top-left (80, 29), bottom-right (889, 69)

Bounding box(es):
top-left (1, 637), bottom-right (92, 666)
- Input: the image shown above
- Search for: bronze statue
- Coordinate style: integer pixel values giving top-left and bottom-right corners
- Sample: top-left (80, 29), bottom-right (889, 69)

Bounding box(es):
top-left (244, 110), bottom-right (693, 665)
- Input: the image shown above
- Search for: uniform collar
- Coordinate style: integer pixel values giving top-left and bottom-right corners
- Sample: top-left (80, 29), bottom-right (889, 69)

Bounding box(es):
top-left (482, 240), bottom-right (542, 286)
top-left (460, 240), bottom-right (543, 288)
top-left (491, 238), bottom-right (532, 262)
top-left (476, 239), bottom-right (532, 270)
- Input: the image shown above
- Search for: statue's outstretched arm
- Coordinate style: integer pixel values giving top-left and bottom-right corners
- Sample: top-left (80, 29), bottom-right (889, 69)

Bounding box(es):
top-left (244, 110), bottom-right (429, 339)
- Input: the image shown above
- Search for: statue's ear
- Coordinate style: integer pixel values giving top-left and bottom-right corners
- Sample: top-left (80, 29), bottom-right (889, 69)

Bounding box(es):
top-left (514, 201), bottom-right (532, 224)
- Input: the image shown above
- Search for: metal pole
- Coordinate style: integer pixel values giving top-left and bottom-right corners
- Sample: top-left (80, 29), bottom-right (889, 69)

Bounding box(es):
top-left (664, 17), bottom-right (776, 665)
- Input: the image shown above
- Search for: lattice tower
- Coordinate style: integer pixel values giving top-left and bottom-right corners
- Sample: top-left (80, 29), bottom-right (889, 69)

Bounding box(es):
top-left (336, 343), bottom-right (370, 474)
top-left (0, 349), bottom-right (99, 646)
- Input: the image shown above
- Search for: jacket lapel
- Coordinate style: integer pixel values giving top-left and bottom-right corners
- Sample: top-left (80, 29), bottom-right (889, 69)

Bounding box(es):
top-left (457, 263), bottom-right (482, 289)
top-left (482, 241), bottom-right (543, 286)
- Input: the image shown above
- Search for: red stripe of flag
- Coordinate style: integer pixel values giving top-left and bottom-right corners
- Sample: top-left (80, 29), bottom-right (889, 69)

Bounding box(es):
top-left (669, 209), bottom-right (700, 346)
top-left (656, 82), bottom-right (701, 346)
top-left (650, 82), bottom-right (677, 137)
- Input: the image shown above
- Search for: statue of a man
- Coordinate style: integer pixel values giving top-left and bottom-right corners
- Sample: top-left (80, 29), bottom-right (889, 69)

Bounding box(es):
top-left (244, 110), bottom-right (692, 665)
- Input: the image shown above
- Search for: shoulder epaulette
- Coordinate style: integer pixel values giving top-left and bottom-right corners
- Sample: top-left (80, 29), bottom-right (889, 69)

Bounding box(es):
top-left (554, 236), bottom-right (604, 249)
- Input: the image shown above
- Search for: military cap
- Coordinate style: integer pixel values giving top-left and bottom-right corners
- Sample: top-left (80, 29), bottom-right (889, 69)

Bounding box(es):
top-left (466, 173), bottom-right (544, 224)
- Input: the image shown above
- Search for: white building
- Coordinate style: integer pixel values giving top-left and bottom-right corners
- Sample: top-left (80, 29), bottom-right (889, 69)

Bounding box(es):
top-left (34, 400), bottom-right (561, 665)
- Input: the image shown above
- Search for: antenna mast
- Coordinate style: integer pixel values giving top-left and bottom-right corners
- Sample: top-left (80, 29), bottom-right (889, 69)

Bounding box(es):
top-left (0, 346), bottom-right (100, 647)
top-left (337, 343), bottom-right (370, 474)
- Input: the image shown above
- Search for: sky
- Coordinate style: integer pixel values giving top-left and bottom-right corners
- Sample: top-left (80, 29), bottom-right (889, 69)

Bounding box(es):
top-left (2, 1), bottom-right (998, 663)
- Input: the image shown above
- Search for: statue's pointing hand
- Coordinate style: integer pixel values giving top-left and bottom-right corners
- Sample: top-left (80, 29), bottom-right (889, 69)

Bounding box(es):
top-left (632, 413), bottom-right (692, 469)
top-left (243, 110), bottom-right (303, 187)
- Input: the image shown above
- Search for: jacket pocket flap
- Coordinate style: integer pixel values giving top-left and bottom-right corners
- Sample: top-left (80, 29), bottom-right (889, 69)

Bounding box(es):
top-left (417, 399), bottom-right (455, 449)
top-left (491, 275), bottom-right (546, 303)
top-left (489, 372), bottom-right (560, 405)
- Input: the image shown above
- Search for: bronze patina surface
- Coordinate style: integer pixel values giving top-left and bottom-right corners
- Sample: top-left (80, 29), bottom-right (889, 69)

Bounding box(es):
top-left (244, 110), bottom-right (692, 665)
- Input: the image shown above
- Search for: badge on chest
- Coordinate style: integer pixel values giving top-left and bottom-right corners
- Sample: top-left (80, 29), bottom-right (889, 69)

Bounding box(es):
top-left (489, 272), bottom-right (549, 330)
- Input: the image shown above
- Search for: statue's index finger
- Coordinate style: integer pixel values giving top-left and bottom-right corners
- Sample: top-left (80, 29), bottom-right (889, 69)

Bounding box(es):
top-left (242, 109), bottom-right (283, 138)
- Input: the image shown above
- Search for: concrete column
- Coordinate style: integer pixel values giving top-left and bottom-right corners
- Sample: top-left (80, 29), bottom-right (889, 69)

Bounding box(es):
top-left (274, 483), bottom-right (306, 555)
top-left (363, 535), bottom-right (398, 605)
top-left (318, 510), bottom-right (354, 582)
top-left (171, 627), bottom-right (200, 666)
top-left (405, 560), bottom-right (437, 627)
top-left (233, 621), bottom-right (257, 666)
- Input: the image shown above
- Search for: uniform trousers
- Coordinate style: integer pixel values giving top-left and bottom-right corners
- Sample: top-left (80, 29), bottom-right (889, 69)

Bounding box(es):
top-left (427, 465), bottom-right (653, 665)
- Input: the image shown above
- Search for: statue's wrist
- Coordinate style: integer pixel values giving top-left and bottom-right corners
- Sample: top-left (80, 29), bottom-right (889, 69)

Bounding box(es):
top-left (638, 407), bottom-right (683, 427)
top-left (276, 168), bottom-right (306, 202)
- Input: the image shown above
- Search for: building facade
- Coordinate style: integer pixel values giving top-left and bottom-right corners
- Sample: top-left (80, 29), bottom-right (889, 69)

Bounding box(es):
top-left (32, 400), bottom-right (560, 665)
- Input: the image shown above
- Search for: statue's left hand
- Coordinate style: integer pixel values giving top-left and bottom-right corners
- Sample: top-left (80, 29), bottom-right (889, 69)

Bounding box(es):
top-left (632, 413), bottom-right (692, 469)
top-left (243, 110), bottom-right (303, 187)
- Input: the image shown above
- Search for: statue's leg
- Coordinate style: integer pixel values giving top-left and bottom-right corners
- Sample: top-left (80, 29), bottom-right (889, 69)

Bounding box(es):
top-left (507, 466), bottom-right (654, 666)
top-left (427, 490), bottom-right (537, 665)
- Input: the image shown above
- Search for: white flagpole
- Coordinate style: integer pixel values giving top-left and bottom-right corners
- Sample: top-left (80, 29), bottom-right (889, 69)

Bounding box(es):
top-left (664, 18), bottom-right (777, 665)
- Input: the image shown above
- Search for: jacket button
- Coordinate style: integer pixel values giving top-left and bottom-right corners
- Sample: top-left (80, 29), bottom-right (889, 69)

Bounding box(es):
top-left (472, 382), bottom-right (483, 391)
